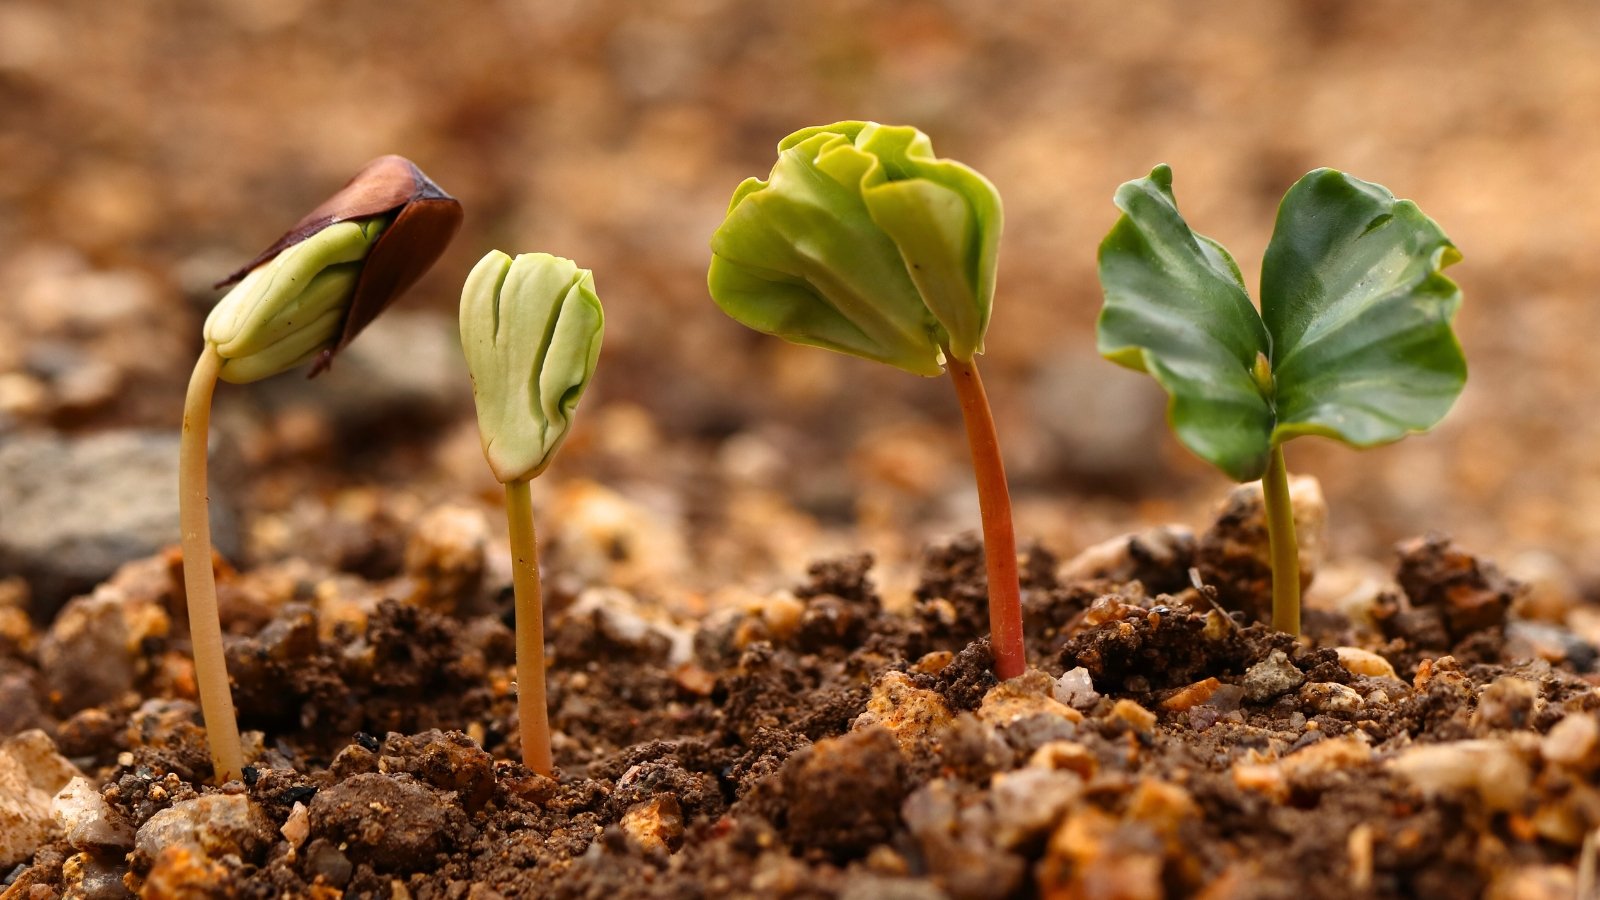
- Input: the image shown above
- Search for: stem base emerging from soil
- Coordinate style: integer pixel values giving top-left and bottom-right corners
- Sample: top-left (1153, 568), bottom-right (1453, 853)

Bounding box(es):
top-left (1263, 443), bottom-right (1301, 636)
top-left (179, 345), bottom-right (245, 784)
top-left (505, 478), bottom-right (554, 776)
top-left (946, 354), bottom-right (1026, 680)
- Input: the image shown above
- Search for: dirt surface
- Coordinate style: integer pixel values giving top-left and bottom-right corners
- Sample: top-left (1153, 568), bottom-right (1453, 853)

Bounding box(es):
top-left (3, 507), bottom-right (1599, 898)
top-left (6, 1), bottom-right (1600, 897)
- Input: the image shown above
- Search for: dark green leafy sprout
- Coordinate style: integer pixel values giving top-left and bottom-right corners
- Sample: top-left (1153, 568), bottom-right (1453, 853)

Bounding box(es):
top-left (1096, 164), bottom-right (1465, 633)
top-left (708, 121), bottom-right (1027, 679)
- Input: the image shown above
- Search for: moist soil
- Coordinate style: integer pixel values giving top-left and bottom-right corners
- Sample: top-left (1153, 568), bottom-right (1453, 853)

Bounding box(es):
top-left (3, 522), bottom-right (1598, 899)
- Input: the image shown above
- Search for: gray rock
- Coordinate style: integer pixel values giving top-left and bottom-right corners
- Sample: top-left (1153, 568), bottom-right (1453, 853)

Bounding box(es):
top-left (61, 852), bottom-right (131, 899)
top-left (0, 730), bottom-right (81, 867)
top-left (53, 776), bottom-right (134, 854)
top-left (134, 794), bottom-right (274, 864)
top-left (1052, 667), bottom-right (1101, 711)
top-left (0, 429), bottom-right (239, 615)
top-left (257, 310), bottom-right (468, 428)
top-left (1241, 650), bottom-right (1306, 703)
top-left (38, 574), bottom-right (170, 712)
top-left (1300, 681), bottom-right (1364, 714)
top-left (1026, 356), bottom-right (1166, 488)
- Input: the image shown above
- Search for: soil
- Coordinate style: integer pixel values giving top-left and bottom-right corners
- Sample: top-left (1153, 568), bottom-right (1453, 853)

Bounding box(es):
top-left (3, 517), bottom-right (1598, 899)
top-left (6, 4), bottom-right (1600, 898)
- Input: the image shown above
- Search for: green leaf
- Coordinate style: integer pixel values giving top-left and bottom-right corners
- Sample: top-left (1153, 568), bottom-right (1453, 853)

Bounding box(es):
top-left (1096, 165), bottom-right (1276, 481)
top-left (1262, 169), bottom-right (1466, 448)
top-left (708, 121), bottom-right (1003, 375)
top-left (1094, 165), bottom-right (1466, 483)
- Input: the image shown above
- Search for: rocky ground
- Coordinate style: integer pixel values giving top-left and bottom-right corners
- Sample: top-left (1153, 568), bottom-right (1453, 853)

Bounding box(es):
top-left (1, 479), bottom-right (1596, 898)
top-left (5, 1), bottom-right (1600, 897)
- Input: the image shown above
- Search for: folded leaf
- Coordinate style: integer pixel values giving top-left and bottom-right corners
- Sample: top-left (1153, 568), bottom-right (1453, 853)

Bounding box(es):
top-left (709, 121), bottom-right (1003, 374)
top-left (461, 251), bottom-right (605, 483)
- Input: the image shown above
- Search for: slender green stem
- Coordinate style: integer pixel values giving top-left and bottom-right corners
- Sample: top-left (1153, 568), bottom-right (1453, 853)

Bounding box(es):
top-left (180, 345), bottom-right (245, 783)
top-left (1262, 443), bottom-right (1301, 636)
top-left (505, 478), bottom-right (554, 776)
top-left (945, 354), bottom-right (1026, 680)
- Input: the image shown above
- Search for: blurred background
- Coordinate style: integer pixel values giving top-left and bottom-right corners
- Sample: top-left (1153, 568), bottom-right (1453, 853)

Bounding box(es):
top-left (2, 0), bottom-right (1598, 617)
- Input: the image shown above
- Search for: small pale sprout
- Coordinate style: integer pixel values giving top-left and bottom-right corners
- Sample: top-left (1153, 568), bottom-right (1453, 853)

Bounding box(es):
top-left (709, 120), bottom-right (1002, 375)
top-left (208, 154), bottom-right (464, 383)
top-left (461, 250), bottom-right (605, 483)
top-left (180, 155), bottom-right (461, 784)
top-left (205, 218), bottom-right (386, 383)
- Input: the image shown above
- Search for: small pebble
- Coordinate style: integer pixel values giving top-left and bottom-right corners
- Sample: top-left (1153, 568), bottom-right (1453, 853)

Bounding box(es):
top-left (854, 671), bottom-right (955, 752)
top-left (1389, 739), bottom-right (1532, 812)
top-left (0, 731), bottom-right (82, 867)
top-left (53, 776), bottom-right (133, 854)
top-left (1108, 699), bottom-right (1156, 735)
top-left (979, 670), bottom-right (1083, 727)
top-left (620, 795), bottom-right (684, 855)
top-left (989, 768), bottom-right (1082, 849)
top-left (1161, 677), bottom-right (1220, 712)
top-left (134, 794), bottom-right (274, 863)
top-left (1474, 676), bottom-right (1539, 730)
top-left (1334, 647), bottom-right (1397, 679)
top-left (1541, 714), bottom-right (1599, 771)
top-left (401, 505), bottom-right (488, 616)
top-left (1052, 667), bottom-right (1100, 710)
top-left (1027, 741), bottom-right (1098, 779)
top-left (1241, 651), bottom-right (1306, 703)
top-left (1299, 682), bottom-right (1363, 714)
top-left (280, 802), bottom-right (310, 850)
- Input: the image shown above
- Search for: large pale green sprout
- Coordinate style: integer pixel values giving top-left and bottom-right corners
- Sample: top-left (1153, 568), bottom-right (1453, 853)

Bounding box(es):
top-left (708, 120), bottom-right (1002, 374)
top-left (707, 121), bottom-right (1028, 680)
top-left (461, 250), bottom-right (605, 484)
top-left (204, 218), bottom-right (387, 384)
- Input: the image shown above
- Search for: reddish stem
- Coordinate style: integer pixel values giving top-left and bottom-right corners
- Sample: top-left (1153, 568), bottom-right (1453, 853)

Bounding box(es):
top-left (946, 354), bottom-right (1026, 680)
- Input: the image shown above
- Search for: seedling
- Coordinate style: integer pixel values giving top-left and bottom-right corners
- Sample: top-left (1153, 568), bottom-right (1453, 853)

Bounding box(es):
top-left (460, 250), bottom-right (604, 776)
top-left (1096, 165), bottom-right (1465, 635)
top-left (181, 156), bottom-right (461, 782)
top-left (707, 121), bottom-right (1026, 679)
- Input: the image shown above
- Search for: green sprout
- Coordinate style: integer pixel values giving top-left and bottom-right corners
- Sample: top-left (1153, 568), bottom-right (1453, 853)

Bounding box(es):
top-left (1096, 165), bottom-right (1466, 635)
top-left (181, 156), bottom-right (461, 782)
top-left (461, 250), bottom-right (604, 776)
top-left (708, 121), bottom-right (1026, 679)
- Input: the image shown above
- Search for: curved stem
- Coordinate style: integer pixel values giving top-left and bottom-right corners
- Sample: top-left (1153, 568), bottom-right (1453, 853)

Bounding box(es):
top-left (1262, 443), bottom-right (1301, 636)
top-left (180, 345), bottom-right (244, 783)
top-left (945, 354), bottom-right (1026, 680)
top-left (505, 478), bottom-right (554, 776)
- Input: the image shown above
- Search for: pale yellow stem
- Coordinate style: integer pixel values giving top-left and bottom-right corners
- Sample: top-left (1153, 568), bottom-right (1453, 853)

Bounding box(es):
top-left (1263, 443), bottom-right (1301, 636)
top-left (505, 478), bottom-right (554, 776)
top-left (179, 345), bottom-right (244, 783)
